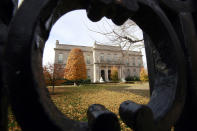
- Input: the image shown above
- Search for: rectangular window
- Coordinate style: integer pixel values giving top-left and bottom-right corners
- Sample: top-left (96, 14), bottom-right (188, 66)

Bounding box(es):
top-left (87, 56), bottom-right (90, 64)
top-left (65, 56), bottom-right (67, 63)
top-left (114, 54), bottom-right (117, 61)
top-left (138, 58), bottom-right (141, 66)
top-left (58, 54), bottom-right (63, 63)
top-left (107, 54), bottom-right (111, 62)
top-left (132, 57), bottom-right (135, 66)
top-left (128, 69), bottom-right (130, 76)
top-left (133, 68), bottom-right (137, 76)
top-left (100, 54), bottom-right (104, 62)
top-left (126, 58), bottom-right (129, 66)
top-left (87, 69), bottom-right (91, 78)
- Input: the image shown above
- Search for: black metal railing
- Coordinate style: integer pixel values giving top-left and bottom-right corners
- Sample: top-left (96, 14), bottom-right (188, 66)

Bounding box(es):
top-left (1, 0), bottom-right (197, 131)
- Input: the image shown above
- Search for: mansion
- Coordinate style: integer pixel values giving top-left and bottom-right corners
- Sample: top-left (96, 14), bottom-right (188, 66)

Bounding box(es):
top-left (54, 40), bottom-right (143, 82)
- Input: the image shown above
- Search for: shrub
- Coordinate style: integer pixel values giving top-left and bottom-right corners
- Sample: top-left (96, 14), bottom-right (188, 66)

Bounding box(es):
top-left (133, 76), bottom-right (140, 81)
top-left (125, 76), bottom-right (140, 81)
top-left (62, 79), bottom-right (74, 85)
top-left (63, 78), bottom-right (91, 85)
top-left (111, 66), bottom-right (119, 81)
top-left (82, 78), bottom-right (91, 84)
top-left (140, 68), bottom-right (149, 81)
top-left (125, 76), bottom-right (133, 81)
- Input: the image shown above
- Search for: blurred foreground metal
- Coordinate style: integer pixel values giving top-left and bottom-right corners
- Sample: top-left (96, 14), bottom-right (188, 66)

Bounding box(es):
top-left (1, 0), bottom-right (197, 130)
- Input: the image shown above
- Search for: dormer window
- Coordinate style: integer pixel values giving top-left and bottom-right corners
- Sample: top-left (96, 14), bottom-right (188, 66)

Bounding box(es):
top-left (58, 53), bottom-right (63, 63)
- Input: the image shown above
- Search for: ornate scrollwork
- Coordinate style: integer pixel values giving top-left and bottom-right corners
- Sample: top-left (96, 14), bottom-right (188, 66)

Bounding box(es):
top-left (0, 0), bottom-right (16, 130)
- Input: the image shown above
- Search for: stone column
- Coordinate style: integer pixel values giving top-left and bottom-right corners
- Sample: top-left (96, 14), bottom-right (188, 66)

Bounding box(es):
top-left (120, 66), bottom-right (122, 79)
top-left (93, 49), bottom-right (99, 83)
top-left (122, 66), bottom-right (125, 79)
top-left (94, 64), bottom-right (101, 82)
top-left (98, 67), bottom-right (100, 81)
top-left (105, 67), bottom-right (109, 81)
top-left (118, 66), bottom-right (121, 79)
top-left (93, 64), bottom-right (97, 82)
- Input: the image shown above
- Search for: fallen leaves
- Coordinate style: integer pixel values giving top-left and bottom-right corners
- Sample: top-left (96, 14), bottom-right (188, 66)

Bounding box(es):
top-left (8, 83), bottom-right (150, 131)
top-left (50, 83), bottom-right (150, 130)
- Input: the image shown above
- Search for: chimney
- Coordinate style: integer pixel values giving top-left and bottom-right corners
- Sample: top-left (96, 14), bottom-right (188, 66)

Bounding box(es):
top-left (56, 40), bottom-right (59, 45)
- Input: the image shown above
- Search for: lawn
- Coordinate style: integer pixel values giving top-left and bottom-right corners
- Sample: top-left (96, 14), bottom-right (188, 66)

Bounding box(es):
top-left (8, 82), bottom-right (150, 131)
top-left (49, 82), bottom-right (150, 131)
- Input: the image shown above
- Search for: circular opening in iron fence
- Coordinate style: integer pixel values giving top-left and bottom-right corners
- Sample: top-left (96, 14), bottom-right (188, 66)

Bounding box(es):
top-left (5, 0), bottom-right (186, 130)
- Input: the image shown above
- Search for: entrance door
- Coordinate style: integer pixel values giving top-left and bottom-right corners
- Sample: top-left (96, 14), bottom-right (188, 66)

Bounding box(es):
top-left (108, 70), bottom-right (111, 80)
top-left (101, 70), bottom-right (105, 81)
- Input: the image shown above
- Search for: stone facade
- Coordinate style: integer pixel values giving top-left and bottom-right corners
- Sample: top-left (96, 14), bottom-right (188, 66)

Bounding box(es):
top-left (54, 40), bottom-right (143, 82)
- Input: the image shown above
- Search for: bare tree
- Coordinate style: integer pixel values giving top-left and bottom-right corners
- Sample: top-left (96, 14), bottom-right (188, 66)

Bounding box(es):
top-left (87, 19), bottom-right (144, 57)
top-left (43, 63), bottom-right (65, 93)
top-left (86, 19), bottom-right (144, 79)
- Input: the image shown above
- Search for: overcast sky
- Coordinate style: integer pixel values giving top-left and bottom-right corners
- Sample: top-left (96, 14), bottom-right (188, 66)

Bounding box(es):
top-left (43, 10), bottom-right (146, 65)
top-left (18, 1), bottom-right (146, 67)
top-left (43, 10), bottom-right (115, 65)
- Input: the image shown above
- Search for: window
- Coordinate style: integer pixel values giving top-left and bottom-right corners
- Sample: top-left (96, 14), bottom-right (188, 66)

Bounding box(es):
top-left (126, 58), bottom-right (129, 66)
top-left (58, 53), bottom-right (63, 63)
top-left (87, 69), bottom-right (91, 78)
top-left (127, 69), bottom-right (130, 76)
top-left (113, 54), bottom-right (117, 61)
top-left (132, 57), bottom-right (135, 66)
top-left (133, 68), bottom-right (136, 76)
top-left (100, 54), bottom-right (104, 62)
top-left (87, 56), bottom-right (90, 64)
top-left (65, 56), bottom-right (67, 63)
top-left (138, 58), bottom-right (141, 66)
top-left (107, 54), bottom-right (111, 62)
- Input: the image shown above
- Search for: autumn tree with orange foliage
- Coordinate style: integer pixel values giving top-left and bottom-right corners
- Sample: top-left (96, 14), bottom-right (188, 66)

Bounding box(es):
top-left (43, 63), bottom-right (65, 93)
top-left (64, 48), bottom-right (87, 85)
top-left (111, 66), bottom-right (119, 81)
top-left (43, 66), bottom-right (51, 85)
top-left (140, 68), bottom-right (149, 81)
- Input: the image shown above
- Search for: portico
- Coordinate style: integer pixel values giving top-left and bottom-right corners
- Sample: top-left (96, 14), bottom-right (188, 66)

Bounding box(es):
top-left (96, 65), bottom-right (123, 82)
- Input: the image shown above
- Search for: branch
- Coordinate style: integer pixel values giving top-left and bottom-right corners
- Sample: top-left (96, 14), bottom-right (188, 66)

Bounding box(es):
top-left (112, 30), bottom-right (143, 43)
